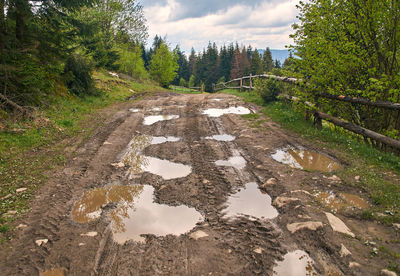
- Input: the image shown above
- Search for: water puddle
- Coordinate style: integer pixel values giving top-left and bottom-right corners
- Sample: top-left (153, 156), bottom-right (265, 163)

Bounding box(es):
top-left (151, 136), bottom-right (181, 145)
top-left (205, 134), bottom-right (236, 142)
top-left (315, 191), bottom-right (369, 212)
top-left (111, 185), bottom-right (203, 244)
top-left (222, 182), bottom-right (278, 220)
top-left (202, 106), bottom-right (251, 117)
top-left (129, 108), bottom-right (140, 113)
top-left (143, 115), bottom-right (179, 125)
top-left (215, 153), bottom-right (247, 170)
top-left (122, 135), bottom-right (191, 180)
top-left (273, 250), bottom-right (317, 276)
top-left (72, 185), bottom-right (143, 223)
top-left (271, 147), bottom-right (342, 172)
top-left (152, 107), bottom-right (162, 112)
top-left (212, 99), bottom-right (222, 102)
top-left (40, 268), bottom-right (67, 276)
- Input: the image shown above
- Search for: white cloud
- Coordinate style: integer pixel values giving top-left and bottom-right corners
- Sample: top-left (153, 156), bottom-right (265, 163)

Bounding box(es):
top-left (142, 0), bottom-right (300, 53)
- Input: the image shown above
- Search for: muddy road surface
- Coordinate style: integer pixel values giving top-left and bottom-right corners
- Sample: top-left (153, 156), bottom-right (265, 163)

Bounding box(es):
top-left (1, 93), bottom-right (398, 275)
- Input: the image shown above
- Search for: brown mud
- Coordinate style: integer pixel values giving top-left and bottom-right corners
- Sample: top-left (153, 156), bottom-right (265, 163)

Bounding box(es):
top-left (0, 92), bottom-right (399, 275)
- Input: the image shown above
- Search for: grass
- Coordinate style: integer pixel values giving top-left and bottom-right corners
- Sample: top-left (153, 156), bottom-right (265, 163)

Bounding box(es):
top-left (169, 85), bottom-right (203, 94)
top-left (0, 70), bottom-right (165, 242)
top-left (220, 89), bottom-right (400, 224)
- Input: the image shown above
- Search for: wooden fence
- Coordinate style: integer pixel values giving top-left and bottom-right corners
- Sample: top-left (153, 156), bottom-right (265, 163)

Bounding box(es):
top-left (213, 75), bottom-right (400, 152)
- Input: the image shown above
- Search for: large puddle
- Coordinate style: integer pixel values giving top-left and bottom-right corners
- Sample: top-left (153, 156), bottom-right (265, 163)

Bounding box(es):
top-left (72, 185), bottom-right (143, 223)
top-left (215, 151), bottom-right (247, 170)
top-left (143, 115), bottom-right (179, 125)
top-left (202, 106), bottom-right (251, 117)
top-left (273, 250), bottom-right (317, 276)
top-left (271, 147), bottom-right (342, 172)
top-left (222, 182), bottom-right (278, 220)
top-left (205, 134), bottom-right (236, 142)
top-left (122, 136), bottom-right (191, 180)
top-left (315, 191), bottom-right (369, 212)
top-left (110, 185), bottom-right (203, 244)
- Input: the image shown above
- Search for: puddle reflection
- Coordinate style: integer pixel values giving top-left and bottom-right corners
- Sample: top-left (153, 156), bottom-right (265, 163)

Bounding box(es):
top-left (315, 191), bottom-right (368, 212)
top-left (111, 185), bottom-right (203, 244)
top-left (151, 136), bottom-right (181, 145)
top-left (273, 250), bottom-right (317, 276)
top-left (272, 147), bottom-right (342, 172)
top-left (143, 115), bottom-right (179, 125)
top-left (202, 106), bottom-right (251, 117)
top-left (215, 155), bottom-right (247, 170)
top-left (205, 134), bottom-right (236, 142)
top-left (223, 182), bottom-right (278, 220)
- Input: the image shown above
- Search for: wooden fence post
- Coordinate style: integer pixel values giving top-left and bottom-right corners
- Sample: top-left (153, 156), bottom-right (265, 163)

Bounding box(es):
top-left (250, 74), bottom-right (252, 90)
top-left (240, 78), bottom-right (243, 92)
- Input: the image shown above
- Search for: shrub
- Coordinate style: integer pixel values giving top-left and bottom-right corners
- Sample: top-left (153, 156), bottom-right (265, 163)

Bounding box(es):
top-left (64, 54), bottom-right (97, 97)
top-left (255, 78), bottom-right (280, 103)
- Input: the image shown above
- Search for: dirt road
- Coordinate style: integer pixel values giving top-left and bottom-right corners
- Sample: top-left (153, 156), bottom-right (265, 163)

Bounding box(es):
top-left (1, 93), bottom-right (398, 275)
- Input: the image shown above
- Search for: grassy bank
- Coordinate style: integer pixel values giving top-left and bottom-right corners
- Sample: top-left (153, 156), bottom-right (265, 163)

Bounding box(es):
top-left (221, 89), bottom-right (400, 224)
top-left (0, 71), bottom-right (165, 242)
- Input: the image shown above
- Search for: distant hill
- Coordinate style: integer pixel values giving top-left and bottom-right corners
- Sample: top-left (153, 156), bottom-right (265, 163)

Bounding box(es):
top-left (258, 49), bottom-right (290, 64)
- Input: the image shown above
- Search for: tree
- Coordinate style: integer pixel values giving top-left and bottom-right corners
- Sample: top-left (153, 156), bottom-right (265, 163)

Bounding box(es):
top-left (173, 45), bottom-right (190, 84)
top-left (149, 42), bottom-right (178, 87)
top-left (230, 48), bottom-right (242, 79)
top-left (188, 48), bottom-right (197, 77)
top-left (240, 46), bottom-right (250, 76)
top-left (262, 47), bottom-right (274, 72)
top-left (250, 49), bottom-right (263, 75)
top-left (118, 44), bottom-right (148, 79)
top-left (274, 60), bottom-right (281, 69)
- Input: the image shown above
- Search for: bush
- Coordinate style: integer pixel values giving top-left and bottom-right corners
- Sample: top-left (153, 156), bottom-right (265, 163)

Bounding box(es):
top-left (179, 78), bottom-right (187, 87)
top-left (64, 54), bottom-right (97, 97)
top-left (255, 78), bottom-right (280, 103)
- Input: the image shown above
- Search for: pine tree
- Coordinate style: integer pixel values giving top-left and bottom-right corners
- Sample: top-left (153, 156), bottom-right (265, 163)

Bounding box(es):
top-left (250, 49), bottom-right (263, 75)
top-left (230, 49), bottom-right (242, 79)
top-left (262, 47), bottom-right (274, 72)
top-left (188, 48), bottom-right (197, 77)
top-left (240, 46), bottom-right (250, 76)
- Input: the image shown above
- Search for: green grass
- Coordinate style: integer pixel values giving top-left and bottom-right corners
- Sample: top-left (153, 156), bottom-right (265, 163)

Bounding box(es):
top-left (220, 89), bottom-right (400, 223)
top-left (0, 70), bottom-right (165, 241)
top-left (169, 85), bottom-right (203, 94)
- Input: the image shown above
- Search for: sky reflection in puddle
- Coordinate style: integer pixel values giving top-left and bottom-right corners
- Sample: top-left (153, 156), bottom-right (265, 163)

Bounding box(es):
top-left (273, 250), bottom-right (317, 276)
top-left (315, 191), bottom-right (369, 212)
top-left (222, 182), bottom-right (278, 220)
top-left (151, 136), bottom-right (181, 145)
top-left (143, 115), bottom-right (179, 125)
top-left (215, 155), bottom-right (247, 170)
top-left (111, 185), bottom-right (203, 244)
top-left (205, 134), bottom-right (236, 142)
top-left (271, 147), bottom-right (342, 172)
top-left (202, 106), bottom-right (251, 117)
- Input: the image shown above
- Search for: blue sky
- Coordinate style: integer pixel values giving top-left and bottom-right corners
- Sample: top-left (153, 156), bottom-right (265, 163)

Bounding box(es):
top-left (139, 0), bottom-right (300, 54)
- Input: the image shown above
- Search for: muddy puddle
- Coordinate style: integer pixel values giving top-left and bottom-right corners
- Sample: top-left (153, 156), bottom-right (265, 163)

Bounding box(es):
top-left (222, 182), bottom-right (278, 220)
top-left (315, 191), bottom-right (369, 212)
top-left (215, 155), bottom-right (247, 170)
top-left (129, 108), bottom-right (140, 113)
top-left (151, 136), bottom-right (181, 145)
top-left (273, 250), bottom-right (317, 276)
top-left (40, 268), bottom-right (67, 276)
top-left (121, 135), bottom-right (191, 180)
top-left (111, 185), bottom-right (203, 244)
top-left (72, 185), bottom-right (143, 223)
top-left (271, 147), bottom-right (342, 172)
top-left (205, 134), bottom-right (236, 142)
top-left (202, 106), bottom-right (251, 117)
top-left (143, 115), bottom-right (179, 125)
top-left (152, 107), bottom-right (162, 112)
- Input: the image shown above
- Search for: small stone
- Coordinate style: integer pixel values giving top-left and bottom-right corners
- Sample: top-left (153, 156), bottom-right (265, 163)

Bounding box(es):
top-left (381, 269), bottom-right (397, 276)
top-left (261, 178), bottom-right (277, 188)
top-left (393, 223), bottom-right (400, 230)
top-left (35, 239), bottom-right (48, 246)
top-left (111, 162), bottom-right (125, 168)
top-left (202, 179), bottom-right (210, 184)
top-left (227, 249), bottom-right (232, 254)
top-left (17, 224), bottom-right (27, 229)
top-left (287, 221), bottom-right (323, 233)
top-left (349, 262), bottom-right (361, 269)
top-left (340, 244), bottom-right (352, 257)
top-left (354, 176), bottom-right (361, 181)
top-left (325, 212), bottom-right (355, 238)
top-left (16, 188), bottom-right (27, 193)
top-left (273, 197), bottom-right (300, 208)
top-left (190, 230), bottom-right (209, 240)
top-left (81, 232), bottom-right (98, 237)
top-left (79, 243), bottom-right (86, 246)
top-left (328, 175), bottom-right (341, 182)
top-left (372, 247), bottom-right (378, 255)
top-left (291, 190), bottom-right (311, 196)
top-left (253, 247), bottom-right (263, 254)
top-left (103, 142), bottom-right (112, 145)
top-left (256, 165), bottom-right (263, 169)
top-left (297, 214), bottom-right (311, 219)
top-left (1, 194), bottom-right (12, 200)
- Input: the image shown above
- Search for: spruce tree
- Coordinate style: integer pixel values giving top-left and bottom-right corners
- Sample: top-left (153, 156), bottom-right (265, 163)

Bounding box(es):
top-left (250, 49), bottom-right (263, 75)
top-left (262, 47), bottom-right (274, 72)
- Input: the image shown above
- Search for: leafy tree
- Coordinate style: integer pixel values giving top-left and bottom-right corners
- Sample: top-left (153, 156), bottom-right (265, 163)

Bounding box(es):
top-left (149, 42), bottom-right (178, 87)
top-left (118, 44), bottom-right (148, 79)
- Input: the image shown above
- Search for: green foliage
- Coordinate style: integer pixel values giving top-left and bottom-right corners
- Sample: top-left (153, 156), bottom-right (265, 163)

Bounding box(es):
top-left (250, 49), bottom-right (263, 75)
top-left (118, 44), bottom-right (148, 79)
top-left (255, 78), bottom-right (280, 103)
top-left (179, 78), bottom-right (187, 87)
top-left (149, 43), bottom-right (179, 87)
top-left (64, 54), bottom-right (97, 97)
top-left (188, 75), bottom-right (195, 88)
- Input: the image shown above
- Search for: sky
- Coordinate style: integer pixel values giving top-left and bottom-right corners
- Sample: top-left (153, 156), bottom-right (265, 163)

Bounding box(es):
top-left (139, 0), bottom-right (300, 54)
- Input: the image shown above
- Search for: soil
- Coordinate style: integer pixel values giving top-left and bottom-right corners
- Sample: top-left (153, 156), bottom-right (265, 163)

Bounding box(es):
top-left (0, 92), bottom-right (399, 275)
